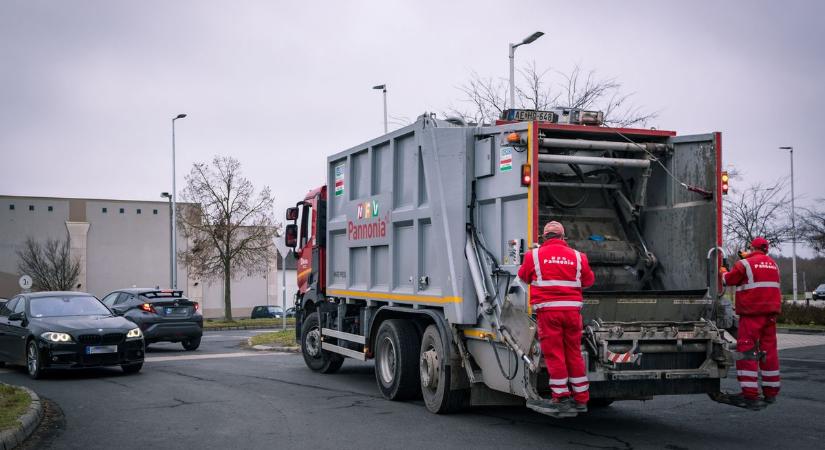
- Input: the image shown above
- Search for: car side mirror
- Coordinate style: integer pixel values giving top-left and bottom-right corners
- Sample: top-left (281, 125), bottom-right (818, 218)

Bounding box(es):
top-left (8, 312), bottom-right (24, 322)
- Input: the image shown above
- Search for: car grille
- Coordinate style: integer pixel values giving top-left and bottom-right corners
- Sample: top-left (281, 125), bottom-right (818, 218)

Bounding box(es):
top-left (78, 333), bottom-right (125, 345)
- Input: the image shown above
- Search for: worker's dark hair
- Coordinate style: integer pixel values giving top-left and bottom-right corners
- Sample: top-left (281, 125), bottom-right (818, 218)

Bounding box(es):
top-left (543, 232), bottom-right (563, 240)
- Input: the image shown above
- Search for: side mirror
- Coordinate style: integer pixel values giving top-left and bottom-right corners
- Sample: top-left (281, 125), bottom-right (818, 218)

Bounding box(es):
top-left (8, 312), bottom-right (24, 322)
top-left (285, 224), bottom-right (298, 248)
top-left (286, 207), bottom-right (299, 221)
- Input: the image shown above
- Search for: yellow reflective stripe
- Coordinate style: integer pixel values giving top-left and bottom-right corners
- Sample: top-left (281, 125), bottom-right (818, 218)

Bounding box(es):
top-left (297, 268), bottom-right (312, 277)
top-left (527, 122), bottom-right (534, 316)
top-left (326, 289), bottom-right (462, 304)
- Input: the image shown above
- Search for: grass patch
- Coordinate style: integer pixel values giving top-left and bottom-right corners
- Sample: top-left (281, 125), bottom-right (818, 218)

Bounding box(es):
top-left (204, 317), bottom-right (295, 329)
top-left (249, 330), bottom-right (297, 347)
top-left (0, 384), bottom-right (31, 431)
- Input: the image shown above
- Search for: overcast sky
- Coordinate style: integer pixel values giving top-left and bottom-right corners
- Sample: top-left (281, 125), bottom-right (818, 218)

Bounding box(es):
top-left (1, 0), bottom-right (823, 255)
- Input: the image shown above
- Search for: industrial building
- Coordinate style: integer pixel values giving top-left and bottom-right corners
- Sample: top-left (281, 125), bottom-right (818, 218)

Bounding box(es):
top-left (0, 195), bottom-right (296, 318)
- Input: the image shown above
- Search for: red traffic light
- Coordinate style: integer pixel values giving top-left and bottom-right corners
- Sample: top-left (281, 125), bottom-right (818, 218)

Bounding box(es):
top-left (521, 164), bottom-right (532, 186)
top-left (721, 171), bottom-right (729, 195)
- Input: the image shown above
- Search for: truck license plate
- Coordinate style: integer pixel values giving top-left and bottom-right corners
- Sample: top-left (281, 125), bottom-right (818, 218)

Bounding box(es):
top-left (85, 345), bottom-right (118, 354)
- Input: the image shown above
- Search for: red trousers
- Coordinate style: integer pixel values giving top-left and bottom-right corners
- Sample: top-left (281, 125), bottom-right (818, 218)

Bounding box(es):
top-left (536, 310), bottom-right (589, 403)
top-left (737, 314), bottom-right (780, 399)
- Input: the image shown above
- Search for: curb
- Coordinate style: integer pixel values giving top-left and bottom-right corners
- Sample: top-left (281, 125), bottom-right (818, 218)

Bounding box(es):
top-left (204, 325), bottom-right (295, 331)
top-left (246, 337), bottom-right (299, 353)
top-left (0, 384), bottom-right (43, 450)
top-left (777, 327), bottom-right (825, 335)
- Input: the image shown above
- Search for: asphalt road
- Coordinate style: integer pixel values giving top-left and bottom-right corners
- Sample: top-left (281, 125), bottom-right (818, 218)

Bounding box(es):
top-left (1, 329), bottom-right (824, 450)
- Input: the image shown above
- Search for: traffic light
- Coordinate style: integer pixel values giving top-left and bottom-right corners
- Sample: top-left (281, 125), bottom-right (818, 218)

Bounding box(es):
top-left (521, 164), bottom-right (532, 186)
top-left (721, 171), bottom-right (729, 195)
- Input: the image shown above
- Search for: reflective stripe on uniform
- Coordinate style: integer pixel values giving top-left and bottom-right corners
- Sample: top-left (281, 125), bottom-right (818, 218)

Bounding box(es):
top-left (569, 376), bottom-right (588, 384)
top-left (531, 248), bottom-right (582, 288)
top-left (739, 381), bottom-right (759, 388)
top-left (762, 381), bottom-right (781, 387)
top-left (571, 384), bottom-right (589, 393)
top-left (761, 370), bottom-right (780, 377)
top-left (551, 387), bottom-right (570, 394)
top-left (736, 281), bottom-right (781, 292)
top-left (737, 370), bottom-right (759, 378)
top-left (549, 378), bottom-right (568, 385)
top-left (533, 301), bottom-right (583, 310)
top-left (740, 258), bottom-right (755, 284)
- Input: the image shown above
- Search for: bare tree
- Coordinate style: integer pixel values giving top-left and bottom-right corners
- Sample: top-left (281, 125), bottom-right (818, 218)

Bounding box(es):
top-left (448, 63), bottom-right (656, 126)
top-left (177, 156), bottom-right (279, 320)
top-left (723, 179), bottom-right (793, 252)
top-left (799, 203), bottom-right (825, 255)
top-left (16, 236), bottom-right (80, 291)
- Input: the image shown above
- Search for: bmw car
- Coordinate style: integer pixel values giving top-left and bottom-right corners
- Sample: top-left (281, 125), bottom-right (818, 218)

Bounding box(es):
top-left (101, 289), bottom-right (202, 350)
top-left (0, 291), bottom-right (145, 379)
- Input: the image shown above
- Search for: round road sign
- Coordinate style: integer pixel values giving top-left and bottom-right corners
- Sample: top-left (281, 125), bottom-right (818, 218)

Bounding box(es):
top-left (19, 275), bottom-right (33, 290)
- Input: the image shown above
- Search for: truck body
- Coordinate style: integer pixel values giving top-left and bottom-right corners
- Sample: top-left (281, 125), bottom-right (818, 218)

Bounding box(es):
top-left (285, 112), bottom-right (734, 413)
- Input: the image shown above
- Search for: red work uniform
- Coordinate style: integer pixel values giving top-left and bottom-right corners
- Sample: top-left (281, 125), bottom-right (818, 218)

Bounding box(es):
top-left (518, 238), bottom-right (595, 404)
top-left (723, 250), bottom-right (782, 399)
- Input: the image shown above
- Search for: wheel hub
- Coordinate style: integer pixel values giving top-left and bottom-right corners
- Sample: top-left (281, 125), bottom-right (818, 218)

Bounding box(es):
top-left (378, 337), bottom-right (396, 384)
top-left (306, 328), bottom-right (321, 357)
top-left (420, 348), bottom-right (439, 389)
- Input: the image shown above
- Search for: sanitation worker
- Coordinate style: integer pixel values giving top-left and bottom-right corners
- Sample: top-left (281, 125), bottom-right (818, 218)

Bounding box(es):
top-left (718, 236), bottom-right (782, 410)
top-left (518, 221), bottom-right (595, 414)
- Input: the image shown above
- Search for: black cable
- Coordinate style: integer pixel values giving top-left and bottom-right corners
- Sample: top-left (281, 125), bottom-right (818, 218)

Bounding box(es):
top-left (487, 335), bottom-right (518, 380)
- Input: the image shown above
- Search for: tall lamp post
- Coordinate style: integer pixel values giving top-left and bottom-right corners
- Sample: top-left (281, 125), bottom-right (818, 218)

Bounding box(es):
top-left (509, 31), bottom-right (544, 109)
top-left (372, 84), bottom-right (387, 133)
top-left (160, 192), bottom-right (173, 289)
top-left (779, 146), bottom-right (797, 302)
top-left (171, 113), bottom-right (187, 289)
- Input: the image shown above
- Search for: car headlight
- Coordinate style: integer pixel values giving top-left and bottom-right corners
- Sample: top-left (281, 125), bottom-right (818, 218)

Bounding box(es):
top-left (41, 332), bottom-right (73, 343)
top-left (126, 328), bottom-right (143, 339)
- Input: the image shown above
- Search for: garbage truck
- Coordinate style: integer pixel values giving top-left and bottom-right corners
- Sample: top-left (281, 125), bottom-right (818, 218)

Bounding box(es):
top-left (284, 110), bottom-right (736, 415)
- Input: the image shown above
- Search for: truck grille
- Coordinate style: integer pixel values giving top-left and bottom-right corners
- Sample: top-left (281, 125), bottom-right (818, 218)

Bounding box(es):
top-left (78, 333), bottom-right (124, 345)
top-left (615, 352), bottom-right (706, 371)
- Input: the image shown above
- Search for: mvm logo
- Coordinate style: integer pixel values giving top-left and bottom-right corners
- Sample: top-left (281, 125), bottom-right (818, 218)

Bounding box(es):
top-left (357, 200), bottom-right (379, 219)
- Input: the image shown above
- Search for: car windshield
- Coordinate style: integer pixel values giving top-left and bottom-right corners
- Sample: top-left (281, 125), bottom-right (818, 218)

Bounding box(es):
top-left (268, 306), bottom-right (283, 312)
top-left (817, 284), bottom-right (825, 291)
top-left (29, 296), bottom-right (111, 318)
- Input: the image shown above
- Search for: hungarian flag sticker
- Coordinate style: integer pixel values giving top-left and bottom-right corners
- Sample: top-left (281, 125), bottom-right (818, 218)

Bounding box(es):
top-left (334, 164), bottom-right (345, 196)
top-left (500, 147), bottom-right (513, 172)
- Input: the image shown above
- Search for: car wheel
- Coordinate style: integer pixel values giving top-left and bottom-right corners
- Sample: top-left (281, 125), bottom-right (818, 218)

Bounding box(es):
top-left (26, 340), bottom-right (44, 380)
top-left (300, 312), bottom-right (344, 373)
top-left (182, 337), bottom-right (201, 351)
top-left (121, 362), bottom-right (143, 374)
top-left (374, 319), bottom-right (421, 401)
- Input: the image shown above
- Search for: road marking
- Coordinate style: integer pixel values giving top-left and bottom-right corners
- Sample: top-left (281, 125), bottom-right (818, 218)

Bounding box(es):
top-left (781, 357), bottom-right (825, 364)
top-left (145, 351), bottom-right (289, 363)
top-left (0, 369), bottom-right (11, 374)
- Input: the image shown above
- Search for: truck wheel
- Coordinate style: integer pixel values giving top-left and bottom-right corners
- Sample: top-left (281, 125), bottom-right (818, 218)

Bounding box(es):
top-left (301, 312), bottom-right (344, 374)
top-left (374, 319), bottom-right (421, 400)
top-left (420, 325), bottom-right (469, 413)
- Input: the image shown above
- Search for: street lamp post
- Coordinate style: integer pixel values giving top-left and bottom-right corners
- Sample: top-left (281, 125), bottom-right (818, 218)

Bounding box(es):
top-left (372, 84), bottom-right (387, 133)
top-left (509, 31), bottom-right (544, 110)
top-left (161, 192), bottom-right (173, 288)
top-left (779, 146), bottom-right (797, 302)
top-left (171, 113), bottom-right (187, 290)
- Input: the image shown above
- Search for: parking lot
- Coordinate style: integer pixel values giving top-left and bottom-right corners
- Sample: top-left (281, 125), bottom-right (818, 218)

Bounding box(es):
top-left (1, 329), bottom-right (823, 450)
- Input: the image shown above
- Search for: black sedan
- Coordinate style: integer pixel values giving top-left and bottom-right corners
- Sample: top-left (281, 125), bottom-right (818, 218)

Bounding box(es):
top-left (251, 305), bottom-right (284, 319)
top-left (814, 284), bottom-right (825, 301)
top-left (0, 291), bottom-right (145, 379)
top-left (101, 288), bottom-right (202, 350)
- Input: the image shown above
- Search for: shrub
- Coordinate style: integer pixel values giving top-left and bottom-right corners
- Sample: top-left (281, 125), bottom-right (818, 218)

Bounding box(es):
top-left (777, 303), bottom-right (825, 326)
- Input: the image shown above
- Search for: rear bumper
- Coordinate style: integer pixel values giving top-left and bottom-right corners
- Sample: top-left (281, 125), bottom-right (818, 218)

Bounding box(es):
top-left (40, 338), bottom-right (145, 369)
top-left (139, 318), bottom-right (203, 343)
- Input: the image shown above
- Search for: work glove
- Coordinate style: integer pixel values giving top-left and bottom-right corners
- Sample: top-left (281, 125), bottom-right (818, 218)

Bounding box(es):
top-left (719, 266), bottom-right (728, 274)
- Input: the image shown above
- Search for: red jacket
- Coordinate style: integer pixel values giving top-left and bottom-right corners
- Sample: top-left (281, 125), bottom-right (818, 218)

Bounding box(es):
top-left (723, 250), bottom-right (781, 316)
top-left (518, 239), bottom-right (595, 311)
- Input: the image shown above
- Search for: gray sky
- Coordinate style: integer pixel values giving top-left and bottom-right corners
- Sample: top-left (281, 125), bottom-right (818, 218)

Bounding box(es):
top-left (1, 0), bottom-right (823, 255)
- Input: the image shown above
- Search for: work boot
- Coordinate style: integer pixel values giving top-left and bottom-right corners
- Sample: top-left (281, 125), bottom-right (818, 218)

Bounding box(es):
top-left (572, 401), bottom-right (588, 413)
top-left (713, 393), bottom-right (764, 411)
top-left (763, 396), bottom-right (777, 406)
top-left (526, 397), bottom-right (571, 414)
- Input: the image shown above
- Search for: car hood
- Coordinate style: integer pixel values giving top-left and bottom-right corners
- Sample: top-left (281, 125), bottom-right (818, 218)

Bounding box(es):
top-left (31, 315), bottom-right (135, 332)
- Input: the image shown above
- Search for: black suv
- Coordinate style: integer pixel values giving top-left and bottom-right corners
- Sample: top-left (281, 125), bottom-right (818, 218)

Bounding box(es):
top-left (101, 289), bottom-right (202, 351)
top-left (251, 305), bottom-right (284, 319)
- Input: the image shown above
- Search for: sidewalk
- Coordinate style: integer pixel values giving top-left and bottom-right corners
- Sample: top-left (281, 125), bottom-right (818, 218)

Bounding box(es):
top-left (777, 333), bottom-right (825, 351)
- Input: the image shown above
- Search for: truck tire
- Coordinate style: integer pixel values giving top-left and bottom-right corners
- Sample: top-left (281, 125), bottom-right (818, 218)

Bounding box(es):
top-left (420, 325), bottom-right (470, 413)
top-left (301, 312), bottom-right (344, 374)
top-left (374, 319), bottom-right (421, 400)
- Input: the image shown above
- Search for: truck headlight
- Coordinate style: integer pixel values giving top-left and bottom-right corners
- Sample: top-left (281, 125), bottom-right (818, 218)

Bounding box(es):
top-left (41, 332), bottom-right (73, 343)
top-left (126, 328), bottom-right (143, 340)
